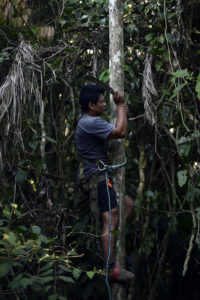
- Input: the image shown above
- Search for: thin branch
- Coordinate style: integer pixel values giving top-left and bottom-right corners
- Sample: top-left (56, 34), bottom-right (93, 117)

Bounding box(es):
top-left (182, 203), bottom-right (197, 276)
top-left (148, 231), bottom-right (170, 300)
top-left (129, 114), bottom-right (144, 121)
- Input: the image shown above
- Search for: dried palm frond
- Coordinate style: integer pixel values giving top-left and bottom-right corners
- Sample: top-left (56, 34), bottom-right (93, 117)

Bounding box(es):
top-left (0, 39), bottom-right (40, 136)
top-left (142, 53), bottom-right (158, 126)
top-left (0, 39), bottom-right (46, 171)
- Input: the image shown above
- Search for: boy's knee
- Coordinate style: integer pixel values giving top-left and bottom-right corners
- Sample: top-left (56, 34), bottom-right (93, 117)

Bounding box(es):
top-left (111, 209), bottom-right (119, 227)
top-left (101, 207), bottom-right (119, 228)
top-left (125, 195), bottom-right (134, 208)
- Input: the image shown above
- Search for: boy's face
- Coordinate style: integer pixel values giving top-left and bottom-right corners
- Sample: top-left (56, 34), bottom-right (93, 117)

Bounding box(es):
top-left (89, 94), bottom-right (106, 116)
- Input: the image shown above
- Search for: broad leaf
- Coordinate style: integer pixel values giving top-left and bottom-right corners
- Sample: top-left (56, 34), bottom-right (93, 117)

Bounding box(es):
top-left (86, 271), bottom-right (95, 279)
top-left (171, 69), bottom-right (189, 78)
top-left (40, 262), bottom-right (54, 272)
top-left (177, 170), bottom-right (187, 187)
top-left (72, 268), bottom-right (82, 279)
top-left (16, 169), bottom-right (27, 184)
top-left (31, 225), bottom-right (41, 234)
top-left (195, 74), bottom-right (200, 100)
top-left (58, 276), bottom-right (74, 283)
top-left (0, 263), bottom-right (11, 278)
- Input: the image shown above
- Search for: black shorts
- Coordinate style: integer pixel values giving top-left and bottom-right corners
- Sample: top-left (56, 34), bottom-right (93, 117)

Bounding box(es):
top-left (98, 178), bottom-right (117, 213)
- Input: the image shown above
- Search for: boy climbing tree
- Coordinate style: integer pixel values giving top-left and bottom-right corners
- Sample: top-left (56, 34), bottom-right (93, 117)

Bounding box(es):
top-left (75, 84), bottom-right (134, 281)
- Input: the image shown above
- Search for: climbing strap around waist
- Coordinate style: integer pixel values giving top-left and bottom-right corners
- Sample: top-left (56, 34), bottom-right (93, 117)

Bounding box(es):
top-left (87, 158), bottom-right (127, 226)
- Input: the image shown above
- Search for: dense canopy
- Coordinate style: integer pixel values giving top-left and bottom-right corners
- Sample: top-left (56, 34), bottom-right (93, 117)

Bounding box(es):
top-left (0, 0), bottom-right (200, 299)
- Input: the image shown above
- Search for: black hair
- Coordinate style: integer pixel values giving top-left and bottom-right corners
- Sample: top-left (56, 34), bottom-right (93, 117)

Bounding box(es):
top-left (79, 84), bottom-right (105, 112)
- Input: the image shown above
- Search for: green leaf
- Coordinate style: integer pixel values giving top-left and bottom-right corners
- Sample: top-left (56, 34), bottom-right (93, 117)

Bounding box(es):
top-left (109, 229), bottom-right (119, 235)
top-left (177, 170), bottom-right (187, 187)
top-left (177, 136), bottom-right (191, 157)
top-left (177, 136), bottom-right (187, 145)
top-left (48, 295), bottom-right (66, 300)
top-left (17, 225), bottom-right (28, 231)
top-left (42, 285), bottom-right (52, 293)
top-left (195, 74), bottom-right (200, 100)
top-left (11, 262), bottom-right (23, 268)
top-left (156, 60), bottom-right (163, 72)
top-left (16, 169), bottom-right (27, 184)
top-left (0, 240), bottom-right (9, 248)
top-left (157, 35), bottom-right (164, 44)
top-left (31, 225), bottom-right (41, 234)
top-left (195, 207), bottom-right (200, 221)
top-left (25, 239), bottom-right (34, 249)
top-left (39, 234), bottom-right (48, 243)
top-left (72, 268), bottom-right (82, 279)
top-left (186, 186), bottom-right (200, 203)
top-left (39, 276), bottom-right (54, 283)
top-left (145, 32), bottom-right (153, 41)
top-left (13, 208), bottom-right (22, 218)
top-left (28, 140), bottom-right (38, 150)
top-left (31, 282), bottom-right (43, 291)
top-left (60, 19), bottom-right (66, 26)
top-left (7, 231), bottom-right (17, 244)
top-left (99, 69), bottom-right (109, 83)
top-left (86, 271), bottom-right (95, 279)
top-left (3, 205), bottom-right (10, 219)
top-left (46, 136), bottom-right (56, 144)
top-left (58, 276), bottom-right (74, 283)
top-left (170, 83), bottom-right (187, 99)
top-left (40, 269), bottom-right (53, 276)
top-left (15, 248), bottom-right (27, 256)
top-left (171, 69), bottom-right (189, 78)
top-left (179, 143), bottom-right (190, 157)
top-left (0, 263), bottom-right (11, 278)
top-left (48, 295), bottom-right (58, 300)
top-left (87, 224), bottom-right (96, 232)
top-left (20, 278), bottom-right (35, 288)
top-left (166, 33), bottom-right (175, 44)
top-left (9, 274), bottom-right (23, 289)
top-left (40, 262), bottom-right (54, 272)
top-left (145, 190), bottom-right (154, 197)
top-left (58, 264), bottom-right (71, 273)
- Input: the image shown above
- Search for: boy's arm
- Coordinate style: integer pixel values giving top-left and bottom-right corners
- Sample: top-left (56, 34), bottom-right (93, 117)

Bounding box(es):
top-left (107, 91), bottom-right (127, 139)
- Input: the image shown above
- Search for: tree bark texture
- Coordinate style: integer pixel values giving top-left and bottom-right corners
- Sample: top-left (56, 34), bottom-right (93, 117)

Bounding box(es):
top-left (109, 0), bottom-right (126, 299)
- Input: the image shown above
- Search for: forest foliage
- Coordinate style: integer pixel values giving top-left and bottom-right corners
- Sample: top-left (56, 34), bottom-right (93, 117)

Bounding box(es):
top-left (0, 0), bottom-right (200, 299)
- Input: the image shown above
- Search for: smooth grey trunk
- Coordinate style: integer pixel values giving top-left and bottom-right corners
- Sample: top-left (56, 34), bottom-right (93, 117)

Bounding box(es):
top-left (109, 0), bottom-right (126, 299)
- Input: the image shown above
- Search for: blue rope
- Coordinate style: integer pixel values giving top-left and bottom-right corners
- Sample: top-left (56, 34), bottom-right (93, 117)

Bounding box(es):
top-left (98, 159), bottom-right (127, 300)
top-left (105, 170), bottom-right (112, 300)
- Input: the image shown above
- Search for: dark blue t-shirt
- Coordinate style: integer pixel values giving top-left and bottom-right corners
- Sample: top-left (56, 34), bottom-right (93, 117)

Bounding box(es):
top-left (75, 114), bottom-right (114, 179)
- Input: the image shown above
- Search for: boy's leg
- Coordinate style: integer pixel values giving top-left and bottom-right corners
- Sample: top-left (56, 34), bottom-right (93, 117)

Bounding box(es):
top-left (98, 179), bottom-right (135, 281)
top-left (125, 195), bottom-right (134, 221)
top-left (101, 207), bottom-right (119, 264)
top-left (100, 207), bottom-right (134, 281)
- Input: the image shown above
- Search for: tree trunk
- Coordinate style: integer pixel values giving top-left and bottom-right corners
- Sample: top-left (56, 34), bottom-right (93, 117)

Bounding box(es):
top-left (109, 0), bottom-right (126, 299)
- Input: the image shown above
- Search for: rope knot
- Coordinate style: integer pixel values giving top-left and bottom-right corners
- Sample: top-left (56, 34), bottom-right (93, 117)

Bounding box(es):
top-left (98, 159), bottom-right (127, 173)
